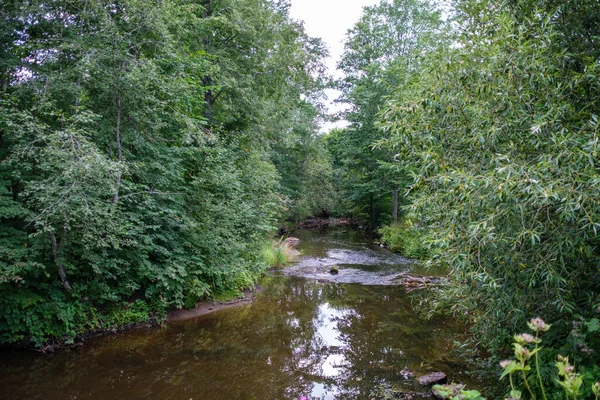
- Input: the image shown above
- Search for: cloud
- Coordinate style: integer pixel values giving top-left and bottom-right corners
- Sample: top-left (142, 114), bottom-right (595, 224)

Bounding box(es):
top-left (290, 0), bottom-right (380, 132)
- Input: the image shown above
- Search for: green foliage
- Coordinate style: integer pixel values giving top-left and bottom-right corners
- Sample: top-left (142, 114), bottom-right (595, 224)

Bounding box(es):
top-left (435, 319), bottom-right (600, 400)
top-left (0, 0), bottom-right (325, 346)
top-left (498, 318), bottom-right (600, 400)
top-left (271, 105), bottom-right (340, 221)
top-left (102, 300), bottom-right (153, 330)
top-left (379, 0), bottom-right (600, 351)
top-left (433, 384), bottom-right (486, 400)
top-left (330, 0), bottom-right (446, 229)
top-left (379, 221), bottom-right (429, 259)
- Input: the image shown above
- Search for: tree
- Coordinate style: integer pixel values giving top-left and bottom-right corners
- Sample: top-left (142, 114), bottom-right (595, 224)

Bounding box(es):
top-left (335, 0), bottom-right (444, 227)
top-left (0, 0), bottom-right (327, 346)
top-left (380, 0), bottom-right (600, 350)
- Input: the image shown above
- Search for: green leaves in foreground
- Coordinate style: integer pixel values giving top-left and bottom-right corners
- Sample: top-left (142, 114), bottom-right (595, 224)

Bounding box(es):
top-left (432, 383), bottom-right (486, 400)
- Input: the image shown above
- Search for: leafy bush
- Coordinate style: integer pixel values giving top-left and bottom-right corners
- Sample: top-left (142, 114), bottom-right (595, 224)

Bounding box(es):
top-left (433, 384), bottom-right (486, 400)
top-left (434, 318), bottom-right (600, 400)
top-left (380, 0), bottom-right (600, 349)
top-left (379, 221), bottom-right (429, 259)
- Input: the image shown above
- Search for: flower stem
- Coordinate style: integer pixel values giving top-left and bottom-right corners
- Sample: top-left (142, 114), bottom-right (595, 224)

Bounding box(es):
top-left (534, 334), bottom-right (547, 400)
top-left (521, 361), bottom-right (536, 399)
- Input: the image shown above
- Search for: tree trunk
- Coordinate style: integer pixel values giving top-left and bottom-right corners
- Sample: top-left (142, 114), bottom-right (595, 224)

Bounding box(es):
top-left (392, 183), bottom-right (399, 224)
top-left (369, 193), bottom-right (375, 223)
top-left (203, 76), bottom-right (213, 121)
top-left (48, 231), bottom-right (72, 292)
top-left (112, 94), bottom-right (123, 205)
top-left (201, 0), bottom-right (214, 122)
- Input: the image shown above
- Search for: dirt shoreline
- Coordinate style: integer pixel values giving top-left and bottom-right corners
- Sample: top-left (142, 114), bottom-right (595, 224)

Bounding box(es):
top-left (0, 287), bottom-right (263, 353)
top-left (294, 217), bottom-right (358, 229)
top-left (167, 287), bottom-right (260, 322)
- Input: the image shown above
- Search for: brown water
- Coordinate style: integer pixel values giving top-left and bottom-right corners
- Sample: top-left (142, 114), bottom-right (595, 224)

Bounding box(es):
top-left (0, 228), bottom-right (480, 400)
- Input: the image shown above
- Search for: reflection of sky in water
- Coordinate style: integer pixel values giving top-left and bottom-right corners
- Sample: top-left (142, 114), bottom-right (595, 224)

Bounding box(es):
top-left (311, 382), bottom-right (338, 399)
top-left (316, 303), bottom-right (348, 348)
top-left (0, 229), bottom-right (484, 400)
top-left (310, 303), bottom-right (350, 398)
top-left (321, 354), bottom-right (346, 377)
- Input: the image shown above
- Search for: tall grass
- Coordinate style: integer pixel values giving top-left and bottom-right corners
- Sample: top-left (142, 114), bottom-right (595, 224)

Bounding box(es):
top-left (261, 239), bottom-right (298, 268)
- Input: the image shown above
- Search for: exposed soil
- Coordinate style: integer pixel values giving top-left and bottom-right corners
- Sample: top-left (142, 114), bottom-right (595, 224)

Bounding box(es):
top-left (294, 217), bottom-right (358, 229)
top-left (17, 288), bottom-right (263, 353)
top-left (167, 288), bottom-right (260, 322)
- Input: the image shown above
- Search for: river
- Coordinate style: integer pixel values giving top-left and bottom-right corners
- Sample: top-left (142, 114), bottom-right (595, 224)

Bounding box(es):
top-left (0, 228), bottom-right (483, 399)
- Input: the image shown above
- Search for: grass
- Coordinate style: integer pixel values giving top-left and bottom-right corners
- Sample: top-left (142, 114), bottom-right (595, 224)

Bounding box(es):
top-left (261, 239), bottom-right (299, 268)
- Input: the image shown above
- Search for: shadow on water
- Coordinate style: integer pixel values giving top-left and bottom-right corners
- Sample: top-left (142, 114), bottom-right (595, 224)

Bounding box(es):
top-left (0, 228), bottom-right (482, 400)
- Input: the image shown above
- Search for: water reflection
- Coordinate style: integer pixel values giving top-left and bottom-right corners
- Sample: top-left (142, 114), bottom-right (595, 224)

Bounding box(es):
top-left (0, 278), bottom-right (476, 400)
top-left (0, 229), bottom-right (479, 400)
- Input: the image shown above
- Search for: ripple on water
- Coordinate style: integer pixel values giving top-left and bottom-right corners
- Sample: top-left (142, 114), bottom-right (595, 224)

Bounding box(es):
top-left (284, 229), bottom-right (414, 285)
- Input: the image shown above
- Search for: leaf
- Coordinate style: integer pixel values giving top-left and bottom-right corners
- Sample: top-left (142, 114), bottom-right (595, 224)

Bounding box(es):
top-left (585, 318), bottom-right (600, 333)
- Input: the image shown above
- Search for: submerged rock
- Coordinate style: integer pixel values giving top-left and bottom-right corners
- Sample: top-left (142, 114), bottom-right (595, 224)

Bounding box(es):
top-left (418, 372), bottom-right (447, 386)
top-left (400, 369), bottom-right (415, 379)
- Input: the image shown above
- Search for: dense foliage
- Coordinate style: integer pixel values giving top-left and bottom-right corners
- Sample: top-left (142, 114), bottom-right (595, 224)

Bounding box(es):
top-left (332, 0), bottom-right (600, 395)
top-left (0, 0), bottom-right (327, 346)
top-left (328, 0), bottom-right (444, 228)
top-left (380, 0), bottom-right (600, 346)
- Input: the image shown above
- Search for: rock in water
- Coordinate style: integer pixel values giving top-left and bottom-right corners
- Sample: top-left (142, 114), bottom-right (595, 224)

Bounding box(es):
top-left (417, 372), bottom-right (447, 386)
top-left (283, 237), bottom-right (301, 248)
top-left (400, 369), bottom-right (415, 379)
top-left (329, 266), bottom-right (339, 275)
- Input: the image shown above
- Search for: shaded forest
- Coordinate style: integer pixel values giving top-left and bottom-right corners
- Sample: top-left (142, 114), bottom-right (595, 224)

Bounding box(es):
top-left (0, 0), bottom-right (335, 346)
top-left (2, 0), bottom-right (600, 397)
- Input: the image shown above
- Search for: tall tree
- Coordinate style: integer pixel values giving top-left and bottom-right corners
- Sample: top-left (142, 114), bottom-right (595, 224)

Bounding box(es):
top-left (0, 0), bottom-right (326, 346)
top-left (380, 0), bottom-right (600, 351)
top-left (335, 0), bottom-right (444, 227)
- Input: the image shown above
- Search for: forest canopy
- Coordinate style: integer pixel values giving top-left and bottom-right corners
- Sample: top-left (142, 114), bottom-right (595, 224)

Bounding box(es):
top-left (0, 0), bottom-right (331, 346)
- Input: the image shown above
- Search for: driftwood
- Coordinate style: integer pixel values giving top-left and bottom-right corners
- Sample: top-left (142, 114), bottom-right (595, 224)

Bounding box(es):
top-left (395, 273), bottom-right (447, 291)
top-left (295, 217), bottom-right (358, 229)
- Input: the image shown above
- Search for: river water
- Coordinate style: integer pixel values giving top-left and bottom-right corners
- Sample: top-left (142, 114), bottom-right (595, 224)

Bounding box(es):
top-left (0, 228), bottom-right (482, 399)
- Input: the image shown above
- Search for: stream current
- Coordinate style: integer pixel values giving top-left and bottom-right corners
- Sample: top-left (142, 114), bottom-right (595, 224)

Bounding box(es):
top-left (0, 228), bottom-right (482, 399)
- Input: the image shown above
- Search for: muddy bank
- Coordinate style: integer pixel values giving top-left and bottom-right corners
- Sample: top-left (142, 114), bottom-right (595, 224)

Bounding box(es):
top-left (294, 217), bottom-right (358, 229)
top-left (167, 288), bottom-right (260, 322)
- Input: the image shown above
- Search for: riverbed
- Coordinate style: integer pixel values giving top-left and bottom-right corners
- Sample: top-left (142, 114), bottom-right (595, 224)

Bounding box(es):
top-left (0, 228), bottom-right (482, 399)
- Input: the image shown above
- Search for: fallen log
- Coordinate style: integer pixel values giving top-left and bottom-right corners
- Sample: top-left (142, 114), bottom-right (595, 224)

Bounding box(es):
top-left (395, 273), bottom-right (448, 290)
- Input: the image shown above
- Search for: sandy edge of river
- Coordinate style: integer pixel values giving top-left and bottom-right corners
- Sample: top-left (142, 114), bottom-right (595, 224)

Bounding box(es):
top-left (167, 286), bottom-right (261, 322)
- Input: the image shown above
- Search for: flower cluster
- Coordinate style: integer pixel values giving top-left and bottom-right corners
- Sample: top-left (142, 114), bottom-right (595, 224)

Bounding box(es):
top-left (527, 317), bottom-right (550, 332)
top-left (555, 355), bottom-right (583, 397)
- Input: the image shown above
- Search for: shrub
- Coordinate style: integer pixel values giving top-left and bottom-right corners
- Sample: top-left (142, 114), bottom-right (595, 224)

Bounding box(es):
top-left (379, 221), bottom-right (429, 259)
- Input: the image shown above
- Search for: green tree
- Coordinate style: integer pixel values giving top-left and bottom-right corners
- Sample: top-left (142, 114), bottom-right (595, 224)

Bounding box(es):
top-left (0, 0), bottom-right (326, 346)
top-left (334, 0), bottom-right (444, 227)
top-left (380, 0), bottom-right (600, 351)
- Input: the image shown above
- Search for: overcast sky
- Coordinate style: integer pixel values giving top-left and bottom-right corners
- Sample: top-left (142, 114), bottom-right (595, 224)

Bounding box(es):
top-left (289, 0), bottom-right (380, 131)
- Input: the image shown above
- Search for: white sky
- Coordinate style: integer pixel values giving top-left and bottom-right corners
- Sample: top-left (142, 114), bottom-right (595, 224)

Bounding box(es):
top-left (289, 0), bottom-right (380, 132)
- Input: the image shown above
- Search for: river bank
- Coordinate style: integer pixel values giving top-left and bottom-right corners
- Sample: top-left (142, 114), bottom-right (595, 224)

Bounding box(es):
top-left (0, 227), bottom-right (485, 400)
